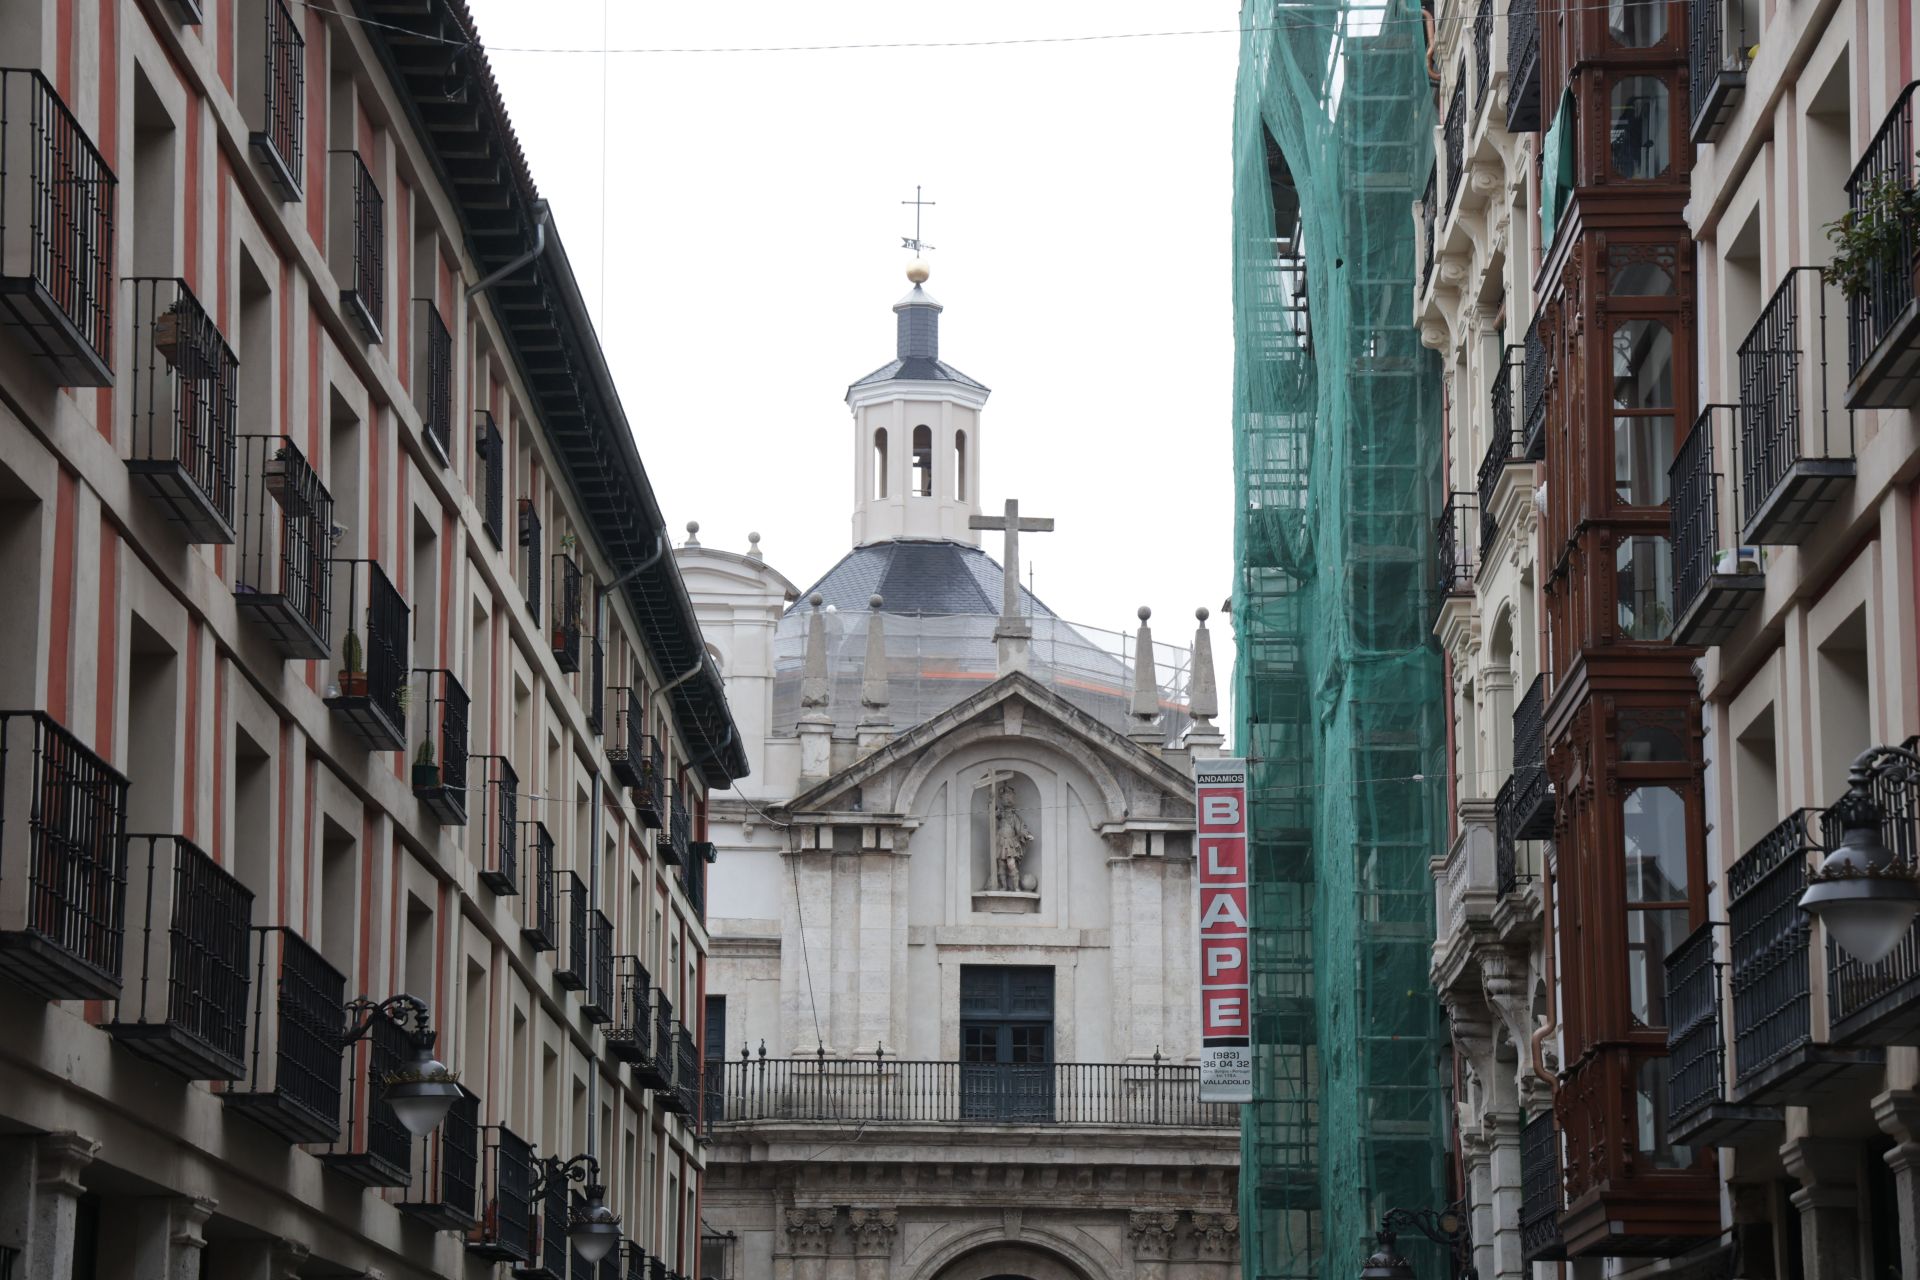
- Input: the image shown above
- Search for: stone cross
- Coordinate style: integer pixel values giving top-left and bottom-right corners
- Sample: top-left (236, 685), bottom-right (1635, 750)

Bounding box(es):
top-left (969, 499), bottom-right (1054, 631)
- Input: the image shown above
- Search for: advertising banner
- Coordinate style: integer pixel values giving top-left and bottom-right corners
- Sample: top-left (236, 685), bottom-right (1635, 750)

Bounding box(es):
top-left (1195, 757), bottom-right (1252, 1103)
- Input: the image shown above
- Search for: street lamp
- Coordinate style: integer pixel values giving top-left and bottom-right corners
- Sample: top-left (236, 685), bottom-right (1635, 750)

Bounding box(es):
top-left (1360, 1205), bottom-right (1472, 1280)
top-left (533, 1152), bottom-right (624, 1264)
top-left (342, 994), bottom-right (462, 1137)
top-left (1800, 746), bottom-right (1920, 965)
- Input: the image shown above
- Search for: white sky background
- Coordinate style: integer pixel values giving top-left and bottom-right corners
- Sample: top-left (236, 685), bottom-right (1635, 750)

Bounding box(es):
top-left (464, 0), bottom-right (1239, 689)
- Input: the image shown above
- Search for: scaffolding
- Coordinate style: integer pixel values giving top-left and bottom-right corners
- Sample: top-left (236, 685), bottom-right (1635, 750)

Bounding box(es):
top-left (1231, 3), bottom-right (1449, 1278)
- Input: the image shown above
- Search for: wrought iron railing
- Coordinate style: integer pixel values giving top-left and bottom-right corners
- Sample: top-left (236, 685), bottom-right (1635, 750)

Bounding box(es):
top-left (1671, 406), bottom-right (1728, 627)
top-left (1444, 75), bottom-right (1466, 215)
top-left (1494, 777), bottom-right (1519, 898)
top-left (652, 990), bottom-right (676, 1094)
top-left (1737, 267), bottom-right (1853, 540)
top-left (1473, 0), bottom-right (1492, 109)
top-left (108, 834), bottom-right (254, 1079)
top-left (1688, 0), bottom-right (1751, 142)
top-left (400, 1085), bottom-right (480, 1229)
top-left (1518, 1110), bottom-right (1565, 1260)
top-left (527, 1166), bottom-right (569, 1280)
top-left (1434, 492), bottom-right (1475, 610)
top-left (520, 499), bottom-right (543, 626)
top-left (1511, 673), bottom-right (1549, 827)
top-left (478, 411), bottom-right (504, 548)
top-left (712, 1055), bottom-right (1239, 1127)
top-left (414, 669), bottom-right (470, 825)
top-left (554, 870), bottom-right (588, 990)
top-left (607, 955), bottom-right (657, 1067)
top-left (1662, 921), bottom-right (1729, 1133)
top-left (479, 756), bottom-right (518, 895)
top-left (623, 1243), bottom-right (651, 1280)
top-left (1477, 413), bottom-right (1519, 555)
top-left (1728, 810), bottom-right (1820, 1089)
top-left (522, 821), bottom-right (555, 951)
top-left (552, 552), bottom-right (582, 673)
top-left (1522, 313), bottom-right (1547, 461)
top-left (468, 1124), bottom-right (534, 1262)
top-left (334, 150), bottom-right (384, 342)
top-left (669, 1023), bottom-right (701, 1119)
top-left (582, 909), bottom-right (614, 1023)
top-left (235, 435), bottom-right (334, 658)
top-left (1506, 0), bottom-right (1541, 132)
top-left (1822, 739), bottom-right (1920, 1038)
top-left (417, 299), bottom-right (452, 462)
top-left (226, 925), bottom-right (346, 1143)
top-left (321, 999), bottom-right (413, 1186)
top-left (685, 841), bottom-right (711, 923)
top-left (666, 792), bottom-right (692, 868)
top-left (126, 277), bottom-right (238, 540)
top-left (607, 687), bottom-right (642, 787)
top-left (587, 634), bottom-right (605, 735)
top-left (1420, 168), bottom-right (1436, 295)
top-left (1844, 82), bottom-right (1920, 386)
top-left (0, 709), bottom-right (130, 999)
top-left (247, 0), bottom-right (304, 197)
top-left (326, 559), bottom-right (409, 751)
top-left (0, 67), bottom-right (116, 383)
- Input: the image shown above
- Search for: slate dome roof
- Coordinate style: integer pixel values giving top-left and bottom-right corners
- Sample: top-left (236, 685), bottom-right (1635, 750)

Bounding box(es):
top-left (787, 538), bottom-right (1055, 620)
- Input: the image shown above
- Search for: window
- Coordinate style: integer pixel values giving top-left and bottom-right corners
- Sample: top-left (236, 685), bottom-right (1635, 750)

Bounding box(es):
top-left (872, 428), bottom-right (888, 499)
top-left (1608, 246), bottom-right (1676, 297)
top-left (954, 430), bottom-right (967, 501)
top-left (1608, 0), bottom-right (1667, 47)
top-left (1623, 785), bottom-right (1689, 1027)
top-left (1611, 319), bottom-right (1674, 506)
top-left (912, 425), bottom-right (933, 497)
top-left (1616, 536), bottom-right (1673, 639)
top-left (1610, 77), bottom-right (1671, 179)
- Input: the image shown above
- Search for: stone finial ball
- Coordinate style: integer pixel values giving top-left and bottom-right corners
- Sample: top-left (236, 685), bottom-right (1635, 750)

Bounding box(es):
top-left (1137, 605), bottom-right (1152, 622)
top-left (870, 594), bottom-right (885, 610)
top-left (809, 592), bottom-right (824, 607)
top-left (906, 260), bottom-right (931, 284)
top-left (1196, 606), bottom-right (1210, 622)
top-left (748, 531), bottom-right (761, 545)
top-left (687, 520), bottom-right (700, 534)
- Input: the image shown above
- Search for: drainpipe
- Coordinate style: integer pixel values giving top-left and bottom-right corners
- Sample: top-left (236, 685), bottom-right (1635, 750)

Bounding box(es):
top-left (467, 200), bottom-right (551, 299)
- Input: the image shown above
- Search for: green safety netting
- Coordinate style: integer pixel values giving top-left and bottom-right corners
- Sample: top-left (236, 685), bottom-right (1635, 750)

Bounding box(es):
top-left (1229, 3), bottom-right (1450, 1278)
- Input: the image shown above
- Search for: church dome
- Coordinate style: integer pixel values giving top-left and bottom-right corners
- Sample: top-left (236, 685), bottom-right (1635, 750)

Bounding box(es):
top-left (790, 538), bottom-right (1055, 620)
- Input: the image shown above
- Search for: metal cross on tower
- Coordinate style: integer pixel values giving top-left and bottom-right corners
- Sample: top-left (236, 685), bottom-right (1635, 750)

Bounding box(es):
top-left (901, 185), bottom-right (936, 255)
top-left (969, 499), bottom-right (1054, 630)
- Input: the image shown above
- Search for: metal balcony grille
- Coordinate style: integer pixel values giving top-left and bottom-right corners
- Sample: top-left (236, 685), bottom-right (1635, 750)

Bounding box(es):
top-left (582, 909), bottom-right (614, 1023)
top-left (1419, 169), bottom-right (1436, 295)
top-left (528, 1175), bottom-right (568, 1280)
top-left (1823, 739), bottom-right (1920, 1042)
top-left (623, 1243), bottom-right (650, 1280)
top-left (235, 435), bottom-right (334, 658)
top-left (665, 792), bottom-right (691, 868)
top-left (587, 634), bottom-right (605, 735)
top-left (335, 151), bottom-right (384, 342)
top-left (607, 687), bottom-right (641, 786)
top-left (108, 834), bottom-right (254, 1080)
top-left (326, 560), bottom-right (409, 751)
top-left (1522, 314), bottom-right (1547, 461)
top-left (1494, 778), bottom-right (1519, 898)
top-left (1662, 922), bottom-right (1727, 1133)
top-left (520, 500), bottom-right (543, 626)
top-left (1670, 405), bottom-right (1763, 646)
top-left (1506, 0), bottom-right (1541, 132)
top-left (321, 1003), bottom-right (413, 1187)
top-left (478, 411), bottom-right (505, 548)
top-left (669, 1023), bottom-right (701, 1119)
top-left (414, 669), bottom-right (470, 825)
top-left (126, 277), bottom-right (238, 541)
top-left (1444, 75), bottom-right (1466, 215)
top-left (1434, 492), bottom-right (1475, 615)
top-left (552, 552), bottom-right (582, 672)
top-left (554, 871), bottom-right (588, 990)
top-left (1508, 674), bottom-right (1552, 840)
top-left (712, 1056), bottom-right (1240, 1127)
top-left (480, 757), bottom-right (519, 895)
top-left (685, 842), bottom-right (711, 923)
top-left (1737, 267), bottom-right (1855, 544)
top-left (0, 67), bottom-right (116, 385)
top-left (0, 709), bottom-right (130, 1000)
top-left (400, 1086), bottom-right (480, 1230)
top-left (1843, 82), bottom-right (1920, 408)
top-left (1728, 811), bottom-right (1819, 1090)
top-left (418, 300), bottom-right (452, 463)
top-left (607, 956), bottom-right (655, 1065)
top-left (470, 1125), bottom-right (535, 1262)
top-left (1518, 1111), bottom-right (1565, 1260)
top-left (226, 925), bottom-right (345, 1143)
top-left (1473, 0), bottom-right (1492, 108)
top-left (647, 990), bottom-right (676, 1094)
top-left (1688, 0), bottom-right (1750, 143)
top-left (521, 821), bottom-right (555, 951)
top-left (1477, 394), bottom-right (1519, 554)
top-left (247, 0), bottom-right (304, 198)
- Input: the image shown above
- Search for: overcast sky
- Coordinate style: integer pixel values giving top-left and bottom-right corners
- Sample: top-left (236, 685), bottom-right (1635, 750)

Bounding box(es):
top-left (465, 0), bottom-right (1239, 660)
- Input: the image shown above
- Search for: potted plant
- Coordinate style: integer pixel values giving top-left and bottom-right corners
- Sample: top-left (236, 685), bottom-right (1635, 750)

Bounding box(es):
top-left (1824, 162), bottom-right (1920, 304)
top-left (412, 735), bottom-right (440, 792)
top-left (264, 445), bottom-right (293, 504)
top-left (337, 628), bottom-right (367, 698)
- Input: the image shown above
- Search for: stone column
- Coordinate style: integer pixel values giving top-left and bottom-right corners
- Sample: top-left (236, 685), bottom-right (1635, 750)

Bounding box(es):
top-left (1875, 1090), bottom-right (1920, 1280)
top-left (1483, 1110), bottom-right (1524, 1280)
top-left (161, 1197), bottom-right (216, 1280)
top-left (1783, 1137), bottom-right (1861, 1280)
top-left (1459, 1124), bottom-right (1497, 1280)
top-left (1190, 1211), bottom-right (1240, 1276)
top-left (1128, 1210), bottom-right (1180, 1280)
top-left (784, 1208), bottom-right (835, 1280)
top-left (112, 1197), bottom-right (217, 1280)
top-left (26, 1131), bottom-right (99, 1280)
top-left (846, 1208), bottom-right (897, 1280)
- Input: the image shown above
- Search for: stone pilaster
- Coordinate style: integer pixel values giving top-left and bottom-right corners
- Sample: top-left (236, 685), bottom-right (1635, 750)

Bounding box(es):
top-left (846, 1208), bottom-right (897, 1280)
top-left (1783, 1137), bottom-right (1861, 1280)
top-left (785, 1207), bottom-right (836, 1280)
top-left (1128, 1210), bottom-right (1180, 1280)
top-left (1190, 1211), bottom-right (1240, 1272)
top-left (1483, 1109), bottom-right (1524, 1280)
top-left (27, 1131), bottom-right (98, 1280)
top-left (1875, 1090), bottom-right (1920, 1280)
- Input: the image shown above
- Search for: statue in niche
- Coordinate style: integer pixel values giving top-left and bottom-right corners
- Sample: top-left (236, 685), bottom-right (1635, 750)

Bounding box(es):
top-left (973, 769), bottom-right (1041, 895)
top-left (994, 780), bottom-right (1034, 891)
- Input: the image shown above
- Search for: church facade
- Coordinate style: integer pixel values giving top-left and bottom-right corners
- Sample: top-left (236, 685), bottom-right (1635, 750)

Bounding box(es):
top-left (677, 264), bottom-right (1241, 1280)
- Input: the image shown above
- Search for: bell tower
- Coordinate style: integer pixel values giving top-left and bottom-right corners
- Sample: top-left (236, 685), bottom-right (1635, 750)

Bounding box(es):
top-left (845, 261), bottom-right (991, 547)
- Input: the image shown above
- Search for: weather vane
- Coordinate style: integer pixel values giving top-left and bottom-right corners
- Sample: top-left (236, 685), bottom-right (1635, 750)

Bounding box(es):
top-left (901, 185), bottom-right (936, 255)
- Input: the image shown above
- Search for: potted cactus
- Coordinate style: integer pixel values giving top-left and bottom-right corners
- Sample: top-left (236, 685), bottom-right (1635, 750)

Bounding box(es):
top-left (337, 628), bottom-right (367, 698)
top-left (412, 735), bottom-right (440, 792)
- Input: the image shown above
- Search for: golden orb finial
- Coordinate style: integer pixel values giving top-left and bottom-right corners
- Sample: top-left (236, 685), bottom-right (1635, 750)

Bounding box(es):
top-left (906, 259), bottom-right (931, 285)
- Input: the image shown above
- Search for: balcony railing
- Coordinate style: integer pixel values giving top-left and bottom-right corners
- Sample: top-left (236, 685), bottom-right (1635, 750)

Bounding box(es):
top-left (644, 991), bottom-right (677, 1094)
top-left (1521, 314), bottom-right (1547, 461)
top-left (1477, 384), bottom-right (1521, 555)
top-left (665, 1023), bottom-right (700, 1119)
top-left (478, 411), bottom-right (505, 548)
top-left (399, 1086), bottom-right (480, 1230)
top-left (666, 793), bottom-right (692, 869)
top-left (1844, 82), bottom-right (1920, 408)
top-left (1508, 674), bottom-right (1553, 840)
top-left (523, 1164), bottom-right (569, 1280)
top-left (1688, 0), bottom-right (1750, 143)
top-left (1737, 267), bottom-right (1855, 545)
top-left (126, 277), bottom-right (238, 541)
top-left (520, 500), bottom-right (543, 626)
top-left (608, 956), bottom-right (656, 1067)
top-left (331, 151), bottom-right (383, 343)
top-left (235, 435), bottom-right (334, 659)
top-left (1419, 169), bottom-right (1436, 296)
top-left (226, 925), bottom-right (346, 1144)
top-left (1494, 778), bottom-right (1520, 899)
top-left (1518, 1111), bottom-right (1566, 1260)
top-left (685, 841), bottom-right (712, 923)
top-left (0, 709), bottom-right (130, 1000)
top-left (582, 910), bottom-right (614, 1024)
top-left (414, 669), bottom-right (470, 825)
top-left (1661, 921), bottom-right (1734, 1143)
top-left (1473, 0), bottom-right (1492, 110)
top-left (415, 300), bottom-right (452, 464)
top-left (552, 552), bottom-right (582, 673)
top-left (712, 1055), bottom-right (1238, 1127)
top-left (521, 822), bottom-right (556, 952)
top-left (1433, 492), bottom-right (1475, 620)
top-left (325, 560), bottom-right (409, 751)
top-left (107, 834), bottom-right (254, 1080)
top-left (1823, 739), bottom-right (1920, 1044)
top-left (479, 757), bottom-right (519, 896)
top-left (1444, 76), bottom-right (1466, 217)
top-left (320, 1001), bottom-right (414, 1187)
top-left (1670, 405), bottom-right (1763, 646)
top-left (0, 68), bottom-right (115, 385)
top-left (468, 1125), bottom-right (535, 1263)
top-left (1506, 0), bottom-right (1541, 132)
top-left (554, 870), bottom-right (588, 991)
top-left (587, 634), bottom-right (605, 735)
top-left (243, 0), bottom-right (304, 198)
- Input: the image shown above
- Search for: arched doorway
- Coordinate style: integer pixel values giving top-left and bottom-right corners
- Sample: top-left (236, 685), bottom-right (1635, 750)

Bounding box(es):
top-left (928, 1244), bottom-right (1092, 1280)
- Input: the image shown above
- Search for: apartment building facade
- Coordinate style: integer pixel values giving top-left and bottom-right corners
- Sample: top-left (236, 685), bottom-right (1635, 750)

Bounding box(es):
top-left (0, 1), bottom-right (746, 1278)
